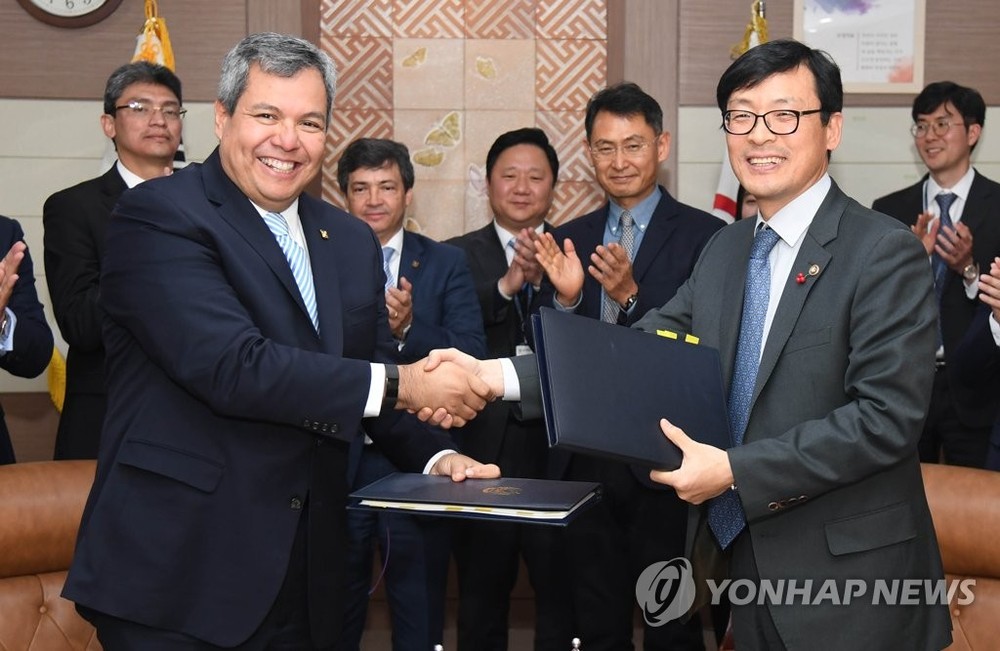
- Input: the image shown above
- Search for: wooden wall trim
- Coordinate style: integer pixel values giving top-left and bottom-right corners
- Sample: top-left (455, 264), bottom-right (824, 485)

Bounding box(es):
top-left (610, 0), bottom-right (680, 194)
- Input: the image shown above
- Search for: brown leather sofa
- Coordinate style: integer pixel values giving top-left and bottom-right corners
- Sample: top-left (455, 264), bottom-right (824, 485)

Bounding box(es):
top-left (922, 462), bottom-right (1000, 651)
top-left (0, 460), bottom-right (100, 650)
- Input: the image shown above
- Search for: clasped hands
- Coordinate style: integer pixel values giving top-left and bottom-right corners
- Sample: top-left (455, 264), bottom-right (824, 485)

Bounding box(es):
top-left (395, 350), bottom-right (505, 429)
top-left (912, 211), bottom-right (975, 275)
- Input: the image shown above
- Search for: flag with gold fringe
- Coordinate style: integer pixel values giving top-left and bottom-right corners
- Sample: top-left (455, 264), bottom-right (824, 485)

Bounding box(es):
top-left (712, 1), bottom-right (769, 223)
top-left (132, 0), bottom-right (175, 71)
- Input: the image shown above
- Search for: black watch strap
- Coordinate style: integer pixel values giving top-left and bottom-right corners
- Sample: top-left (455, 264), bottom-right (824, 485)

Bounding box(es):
top-left (382, 364), bottom-right (400, 410)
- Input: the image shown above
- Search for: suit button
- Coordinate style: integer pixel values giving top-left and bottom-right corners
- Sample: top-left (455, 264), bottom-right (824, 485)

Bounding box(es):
top-left (321, 423), bottom-right (328, 433)
top-left (290, 496), bottom-right (303, 510)
top-left (767, 501), bottom-right (780, 511)
top-left (302, 419), bottom-right (312, 428)
top-left (330, 424), bottom-right (339, 434)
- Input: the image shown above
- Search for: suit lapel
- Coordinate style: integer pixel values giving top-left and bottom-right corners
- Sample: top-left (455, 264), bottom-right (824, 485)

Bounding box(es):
top-left (581, 207), bottom-right (609, 311)
top-left (100, 166), bottom-right (127, 214)
top-left (301, 196), bottom-right (343, 352)
top-left (753, 185), bottom-right (844, 404)
top-left (961, 171), bottom-right (993, 235)
top-left (203, 151), bottom-right (316, 336)
top-left (632, 189), bottom-right (680, 282)
top-left (719, 221), bottom-right (755, 386)
top-left (399, 231), bottom-right (425, 287)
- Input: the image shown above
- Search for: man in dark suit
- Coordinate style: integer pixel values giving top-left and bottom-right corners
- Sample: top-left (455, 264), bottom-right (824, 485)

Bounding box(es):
top-left (511, 39), bottom-right (949, 650)
top-left (872, 81), bottom-right (1000, 468)
top-left (336, 137), bottom-right (486, 650)
top-left (540, 83), bottom-right (722, 650)
top-left (447, 128), bottom-right (574, 650)
top-left (0, 216), bottom-right (54, 465)
top-left (63, 33), bottom-right (497, 650)
top-left (953, 257), bottom-right (1000, 470)
top-left (43, 61), bottom-right (183, 460)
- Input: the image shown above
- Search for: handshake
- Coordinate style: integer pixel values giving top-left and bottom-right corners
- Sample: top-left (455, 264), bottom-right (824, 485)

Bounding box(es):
top-left (394, 349), bottom-right (508, 428)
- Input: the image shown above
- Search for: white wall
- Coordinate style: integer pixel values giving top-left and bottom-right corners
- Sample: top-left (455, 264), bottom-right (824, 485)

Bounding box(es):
top-left (2, 99), bottom-right (999, 392)
top-left (0, 98), bottom-right (217, 391)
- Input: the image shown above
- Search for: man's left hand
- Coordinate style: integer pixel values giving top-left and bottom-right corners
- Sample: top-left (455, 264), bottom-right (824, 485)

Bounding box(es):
top-left (649, 418), bottom-right (734, 505)
top-left (589, 243), bottom-right (638, 307)
top-left (430, 452), bottom-right (501, 481)
top-left (387, 277), bottom-right (413, 339)
top-left (936, 222), bottom-right (975, 275)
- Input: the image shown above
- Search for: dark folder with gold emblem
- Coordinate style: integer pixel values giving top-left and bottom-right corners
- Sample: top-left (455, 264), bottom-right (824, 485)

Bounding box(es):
top-left (349, 473), bottom-right (601, 526)
top-left (532, 307), bottom-right (731, 470)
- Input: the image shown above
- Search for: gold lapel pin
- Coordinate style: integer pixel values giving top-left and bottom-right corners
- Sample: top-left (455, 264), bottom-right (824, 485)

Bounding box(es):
top-left (411, 260), bottom-right (420, 269)
top-left (319, 229), bottom-right (329, 240)
top-left (808, 264), bottom-right (820, 276)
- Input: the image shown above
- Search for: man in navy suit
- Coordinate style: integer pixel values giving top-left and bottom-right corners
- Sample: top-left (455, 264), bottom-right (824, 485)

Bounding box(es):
top-left (953, 257), bottom-right (1000, 470)
top-left (0, 216), bottom-right (54, 465)
top-left (873, 82), bottom-right (1000, 468)
top-left (540, 83), bottom-right (723, 650)
top-left (63, 33), bottom-right (497, 650)
top-left (336, 137), bottom-right (486, 650)
top-left (43, 61), bottom-right (183, 461)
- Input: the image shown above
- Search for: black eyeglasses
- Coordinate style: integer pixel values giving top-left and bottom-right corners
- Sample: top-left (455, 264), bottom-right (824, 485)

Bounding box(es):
top-left (113, 100), bottom-right (187, 121)
top-left (722, 109), bottom-right (823, 135)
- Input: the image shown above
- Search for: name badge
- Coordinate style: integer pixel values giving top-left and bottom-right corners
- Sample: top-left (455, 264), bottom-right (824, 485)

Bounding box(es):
top-left (515, 343), bottom-right (533, 357)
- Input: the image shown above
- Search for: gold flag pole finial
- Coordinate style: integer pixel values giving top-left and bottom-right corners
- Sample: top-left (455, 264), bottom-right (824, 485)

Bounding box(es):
top-left (731, 0), bottom-right (769, 59)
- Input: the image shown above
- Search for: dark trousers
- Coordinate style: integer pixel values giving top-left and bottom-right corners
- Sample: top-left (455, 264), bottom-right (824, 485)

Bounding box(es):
top-left (564, 455), bottom-right (704, 651)
top-left (727, 532), bottom-right (786, 651)
top-left (454, 520), bottom-right (573, 650)
top-left (919, 367), bottom-right (991, 467)
top-left (83, 511), bottom-right (329, 651)
top-left (340, 445), bottom-right (451, 651)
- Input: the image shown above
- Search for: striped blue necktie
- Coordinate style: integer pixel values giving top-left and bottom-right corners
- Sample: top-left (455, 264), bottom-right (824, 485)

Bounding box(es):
top-left (382, 246), bottom-right (395, 291)
top-left (707, 224), bottom-right (780, 549)
top-left (263, 211), bottom-right (319, 333)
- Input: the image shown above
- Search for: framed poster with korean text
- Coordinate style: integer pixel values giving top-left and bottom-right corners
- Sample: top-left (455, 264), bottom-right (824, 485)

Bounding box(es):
top-left (793, 0), bottom-right (925, 93)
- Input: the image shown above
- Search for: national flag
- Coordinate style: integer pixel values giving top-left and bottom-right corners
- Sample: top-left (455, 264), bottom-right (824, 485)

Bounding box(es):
top-left (712, 1), bottom-right (769, 223)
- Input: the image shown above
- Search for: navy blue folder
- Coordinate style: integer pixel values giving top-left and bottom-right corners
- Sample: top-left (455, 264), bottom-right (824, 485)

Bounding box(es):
top-left (349, 473), bottom-right (602, 526)
top-left (532, 307), bottom-right (731, 470)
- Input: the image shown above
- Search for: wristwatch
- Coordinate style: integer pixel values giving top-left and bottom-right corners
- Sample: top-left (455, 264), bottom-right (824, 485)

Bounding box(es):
top-left (962, 262), bottom-right (979, 282)
top-left (619, 293), bottom-right (639, 312)
top-left (382, 364), bottom-right (400, 410)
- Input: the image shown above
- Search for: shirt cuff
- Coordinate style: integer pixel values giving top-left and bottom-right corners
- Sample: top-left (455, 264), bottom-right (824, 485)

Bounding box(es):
top-left (0, 308), bottom-right (15, 353)
top-left (499, 357), bottom-right (520, 401)
top-left (497, 279), bottom-right (514, 302)
top-left (365, 363), bottom-right (386, 417)
top-left (964, 277), bottom-right (979, 300)
top-left (553, 292), bottom-right (581, 312)
top-left (423, 449), bottom-right (455, 474)
top-left (990, 313), bottom-right (1000, 347)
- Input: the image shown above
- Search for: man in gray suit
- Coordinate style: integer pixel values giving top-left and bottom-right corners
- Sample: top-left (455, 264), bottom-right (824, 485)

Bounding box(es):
top-left (429, 39), bottom-right (953, 650)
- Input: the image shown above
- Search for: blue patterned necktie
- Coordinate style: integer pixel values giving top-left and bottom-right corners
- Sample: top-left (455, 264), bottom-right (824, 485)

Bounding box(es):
top-left (382, 246), bottom-right (396, 291)
top-left (931, 193), bottom-right (956, 348)
top-left (262, 211), bottom-right (319, 332)
top-left (931, 193), bottom-right (957, 301)
top-left (601, 210), bottom-right (635, 323)
top-left (707, 224), bottom-right (781, 549)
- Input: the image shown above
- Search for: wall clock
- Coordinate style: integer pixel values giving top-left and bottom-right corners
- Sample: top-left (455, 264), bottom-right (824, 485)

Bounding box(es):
top-left (16, 0), bottom-right (125, 28)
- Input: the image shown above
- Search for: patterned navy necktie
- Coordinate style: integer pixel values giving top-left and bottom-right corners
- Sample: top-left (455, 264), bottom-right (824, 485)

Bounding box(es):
top-left (707, 224), bottom-right (781, 549)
